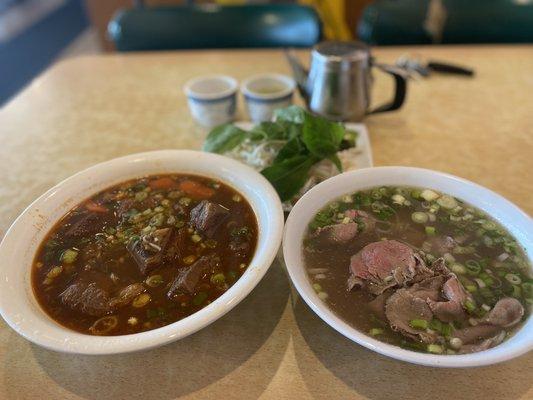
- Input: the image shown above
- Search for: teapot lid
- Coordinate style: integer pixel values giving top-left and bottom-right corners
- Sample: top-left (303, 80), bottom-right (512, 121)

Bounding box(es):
top-left (312, 41), bottom-right (370, 64)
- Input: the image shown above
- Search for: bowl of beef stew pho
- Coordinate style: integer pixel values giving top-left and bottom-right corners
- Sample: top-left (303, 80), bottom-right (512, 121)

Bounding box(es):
top-left (0, 150), bottom-right (283, 354)
top-left (283, 167), bottom-right (533, 367)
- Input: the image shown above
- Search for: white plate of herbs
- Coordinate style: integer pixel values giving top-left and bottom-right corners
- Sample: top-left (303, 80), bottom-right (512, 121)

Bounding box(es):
top-left (202, 106), bottom-right (373, 210)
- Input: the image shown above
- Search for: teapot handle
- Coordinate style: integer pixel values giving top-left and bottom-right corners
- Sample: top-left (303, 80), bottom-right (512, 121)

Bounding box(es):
top-left (367, 64), bottom-right (407, 114)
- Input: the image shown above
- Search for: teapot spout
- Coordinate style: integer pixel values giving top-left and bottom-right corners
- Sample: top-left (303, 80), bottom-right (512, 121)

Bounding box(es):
top-left (284, 49), bottom-right (310, 104)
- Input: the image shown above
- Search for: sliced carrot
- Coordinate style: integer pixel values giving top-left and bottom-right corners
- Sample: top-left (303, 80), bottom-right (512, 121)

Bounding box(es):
top-left (85, 200), bottom-right (108, 213)
top-left (148, 177), bottom-right (179, 190)
top-left (178, 180), bottom-right (215, 199)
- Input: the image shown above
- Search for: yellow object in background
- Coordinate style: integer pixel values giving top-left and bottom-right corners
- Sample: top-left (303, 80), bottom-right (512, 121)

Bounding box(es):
top-left (299, 0), bottom-right (353, 40)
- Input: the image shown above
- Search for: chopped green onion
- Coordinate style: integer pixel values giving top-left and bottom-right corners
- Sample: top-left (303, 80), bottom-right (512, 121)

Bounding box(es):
top-left (369, 328), bottom-right (384, 336)
top-left (210, 273), bottom-right (225, 285)
top-left (481, 220), bottom-right (497, 231)
top-left (429, 319), bottom-right (443, 332)
top-left (411, 212), bottom-right (428, 224)
top-left (427, 344), bottom-right (444, 354)
top-left (465, 260), bottom-right (481, 275)
top-left (465, 284), bottom-right (478, 293)
top-left (464, 300), bottom-right (477, 313)
top-left (191, 234), bottom-right (202, 243)
top-left (437, 195), bottom-right (458, 210)
top-left (522, 282), bottom-right (533, 298)
top-left (409, 319), bottom-right (428, 330)
top-left (312, 283), bottom-right (322, 292)
top-left (441, 324), bottom-right (453, 338)
top-left (193, 292), bottom-right (208, 306)
top-left (60, 249), bottom-right (78, 264)
top-left (145, 275), bottom-right (164, 287)
top-left (450, 263), bottom-right (467, 275)
top-left (505, 273), bottom-right (522, 285)
top-left (425, 226), bottom-right (436, 236)
top-left (420, 189), bottom-right (439, 202)
top-left (512, 285), bottom-right (522, 298)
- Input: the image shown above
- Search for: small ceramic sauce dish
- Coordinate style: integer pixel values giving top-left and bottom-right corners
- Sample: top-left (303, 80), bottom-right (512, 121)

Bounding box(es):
top-left (241, 74), bottom-right (296, 123)
top-left (184, 75), bottom-right (238, 127)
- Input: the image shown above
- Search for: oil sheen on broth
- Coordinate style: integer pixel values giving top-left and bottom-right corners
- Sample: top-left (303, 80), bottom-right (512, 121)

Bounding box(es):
top-left (32, 174), bottom-right (257, 336)
top-left (304, 186), bottom-right (531, 355)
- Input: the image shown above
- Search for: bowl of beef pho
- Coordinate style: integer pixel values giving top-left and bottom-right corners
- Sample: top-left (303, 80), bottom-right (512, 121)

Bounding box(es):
top-left (0, 150), bottom-right (284, 354)
top-left (283, 167), bottom-right (533, 367)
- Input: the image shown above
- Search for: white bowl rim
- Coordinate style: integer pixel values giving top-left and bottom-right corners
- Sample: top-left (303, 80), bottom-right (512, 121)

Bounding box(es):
top-left (283, 166), bottom-right (533, 368)
top-left (0, 150), bottom-right (284, 355)
top-left (241, 73), bottom-right (296, 100)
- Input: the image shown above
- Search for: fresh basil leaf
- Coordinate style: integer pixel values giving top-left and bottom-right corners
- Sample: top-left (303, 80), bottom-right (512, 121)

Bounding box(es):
top-left (274, 136), bottom-right (307, 163)
top-left (302, 113), bottom-right (345, 158)
top-left (327, 153), bottom-right (343, 172)
top-left (261, 155), bottom-right (319, 201)
top-left (203, 124), bottom-right (247, 153)
top-left (273, 105), bottom-right (306, 124)
top-left (250, 121), bottom-right (290, 141)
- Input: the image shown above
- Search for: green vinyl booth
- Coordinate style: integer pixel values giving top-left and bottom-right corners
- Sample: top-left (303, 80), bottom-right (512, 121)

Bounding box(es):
top-left (358, 0), bottom-right (533, 45)
top-left (108, 4), bottom-right (322, 51)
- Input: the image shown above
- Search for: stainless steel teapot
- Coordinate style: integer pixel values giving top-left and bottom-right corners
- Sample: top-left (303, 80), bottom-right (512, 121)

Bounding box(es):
top-left (286, 41), bottom-right (407, 121)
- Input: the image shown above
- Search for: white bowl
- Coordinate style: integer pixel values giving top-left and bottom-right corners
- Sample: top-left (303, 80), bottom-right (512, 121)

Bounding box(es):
top-left (283, 166), bottom-right (533, 367)
top-left (0, 150), bottom-right (284, 355)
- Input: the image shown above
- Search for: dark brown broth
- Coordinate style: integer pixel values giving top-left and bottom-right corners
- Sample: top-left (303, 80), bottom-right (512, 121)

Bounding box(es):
top-left (32, 174), bottom-right (258, 336)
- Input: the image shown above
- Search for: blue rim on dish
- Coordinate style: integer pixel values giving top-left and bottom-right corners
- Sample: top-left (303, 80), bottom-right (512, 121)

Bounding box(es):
top-left (243, 93), bottom-right (293, 104)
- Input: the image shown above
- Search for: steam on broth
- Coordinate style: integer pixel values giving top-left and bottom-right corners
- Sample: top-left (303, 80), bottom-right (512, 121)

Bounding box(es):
top-left (304, 186), bottom-right (531, 354)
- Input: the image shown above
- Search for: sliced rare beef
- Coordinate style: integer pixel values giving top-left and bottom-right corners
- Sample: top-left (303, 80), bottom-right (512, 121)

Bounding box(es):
top-left (451, 324), bottom-right (503, 345)
top-left (367, 291), bottom-right (393, 320)
top-left (167, 255), bottom-right (218, 297)
top-left (127, 227), bottom-right (174, 275)
top-left (384, 287), bottom-right (438, 343)
top-left (60, 271), bottom-right (113, 316)
top-left (427, 275), bottom-right (471, 322)
top-left (483, 297), bottom-right (524, 327)
top-left (63, 212), bottom-right (111, 240)
top-left (316, 222), bottom-right (359, 244)
top-left (348, 240), bottom-right (433, 295)
top-left (458, 331), bottom-right (506, 354)
top-left (190, 200), bottom-right (229, 238)
top-left (449, 298), bottom-right (523, 353)
top-left (315, 210), bottom-right (375, 245)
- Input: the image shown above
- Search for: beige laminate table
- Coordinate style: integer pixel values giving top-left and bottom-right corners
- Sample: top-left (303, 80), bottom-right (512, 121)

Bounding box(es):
top-left (0, 45), bottom-right (532, 400)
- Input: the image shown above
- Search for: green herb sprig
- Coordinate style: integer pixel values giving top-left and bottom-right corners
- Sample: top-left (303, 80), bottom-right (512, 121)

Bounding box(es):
top-left (202, 106), bottom-right (355, 202)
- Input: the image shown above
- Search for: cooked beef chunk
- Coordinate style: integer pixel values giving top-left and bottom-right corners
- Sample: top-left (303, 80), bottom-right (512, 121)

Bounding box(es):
top-left (115, 199), bottom-right (134, 220)
top-left (385, 288), bottom-right (438, 343)
top-left (190, 200), bottom-right (229, 237)
top-left (63, 212), bottom-right (110, 240)
top-left (348, 240), bottom-right (433, 295)
top-left (458, 331), bottom-right (506, 354)
top-left (108, 283), bottom-right (145, 308)
top-left (163, 227), bottom-right (187, 262)
top-left (61, 272), bottom-right (145, 317)
top-left (316, 222), bottom-right (359, 244)
top-left (167, 255), bottom-right (218, 297)
top-left (60, 271), bottom-right (114, 316)
top-left (408, 275), bottom-right (446, 302)
top-left (451, 324), bottom-right (503, 345)
top-left (428, 275), bottom-right (470, 322)
top-left (127, 228), bottom-right (173, 275)
top-left (484, 297), bottom-right (524, 327)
